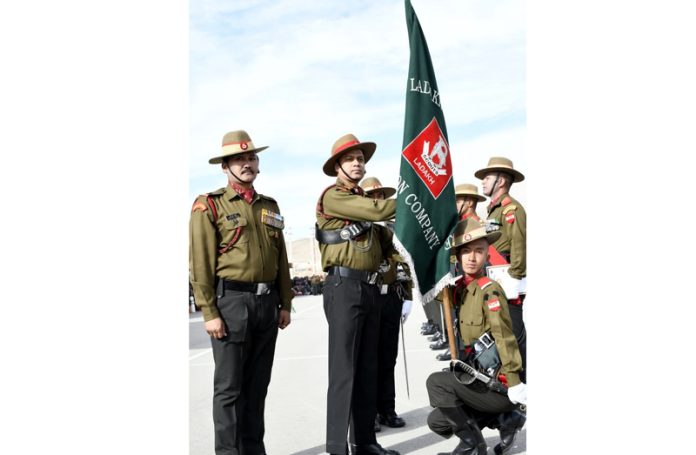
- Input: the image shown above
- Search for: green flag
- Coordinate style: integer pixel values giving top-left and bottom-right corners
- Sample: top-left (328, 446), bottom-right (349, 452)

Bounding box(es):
top-left (394, 0), bottom-right (458, 305)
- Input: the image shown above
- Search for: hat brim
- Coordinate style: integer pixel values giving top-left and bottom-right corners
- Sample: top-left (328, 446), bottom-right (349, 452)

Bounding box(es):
top-left (208, 146), bottom-right (269, 164)
top-left (455, 192), bottom-right (487, 203)
top-left (323, 143), bottom-right (376, 177)
top-left (474, 166), bottom-right (525, 183)
top-left (365, 187), bottom-right (396, 199)
top-left (450, 230), bottom-right (502, 252)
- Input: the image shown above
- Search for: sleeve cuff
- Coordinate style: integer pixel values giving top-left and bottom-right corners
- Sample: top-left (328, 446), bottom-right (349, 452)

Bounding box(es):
top-left (505, 372), bottom-right (522, 387)
top-left (201, 304), bottom-right (220, 322)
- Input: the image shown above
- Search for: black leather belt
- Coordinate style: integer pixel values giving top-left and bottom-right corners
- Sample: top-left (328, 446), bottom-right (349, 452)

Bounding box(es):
top-left (327, 266), bottom-right (381, 286)
top-left (223, 279), bottom-right (274, 295)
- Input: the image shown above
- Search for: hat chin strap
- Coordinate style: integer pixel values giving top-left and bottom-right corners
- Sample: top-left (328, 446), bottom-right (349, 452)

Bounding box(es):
top-left (338, 163), bottom-right (362, 183)
top-left (485, 172), bottom-right (500, 198)
top-left (227, 167), bottom-right (255, 187)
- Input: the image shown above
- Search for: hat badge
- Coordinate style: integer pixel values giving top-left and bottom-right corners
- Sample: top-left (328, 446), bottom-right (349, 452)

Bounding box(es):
top-left (240, 142), bottom-right (248, 150)
top-left (464, 233), bottom-right (472, 241)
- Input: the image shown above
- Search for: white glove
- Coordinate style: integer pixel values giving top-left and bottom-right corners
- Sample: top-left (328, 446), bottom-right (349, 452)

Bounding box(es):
top-left (401, 300), bottom-right (413, 322)
top-left (507, 383), bottom-right (527, 406)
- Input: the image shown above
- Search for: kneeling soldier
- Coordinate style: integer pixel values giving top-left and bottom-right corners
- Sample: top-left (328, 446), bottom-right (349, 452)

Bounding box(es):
top-left (425, 218), bottom-right (526, 455)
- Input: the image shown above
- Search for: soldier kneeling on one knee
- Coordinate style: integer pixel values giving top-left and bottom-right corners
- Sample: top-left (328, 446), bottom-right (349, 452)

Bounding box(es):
top-left (425, 217), bottom-right (526, 455)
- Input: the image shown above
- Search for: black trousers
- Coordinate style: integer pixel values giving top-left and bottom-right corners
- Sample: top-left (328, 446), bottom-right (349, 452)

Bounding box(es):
top-left (426, 370), bottom-right (514, 437)
top-left (211, 288), bottom-right (280, 455)
top-left (376, 290), bottom-right (402, 416)
top-left (422, 298), bottom-right (442, 328)
top-left (508, 302), bottom-right (526, 383)
top-left (323, 274), bottom-right (380, 455)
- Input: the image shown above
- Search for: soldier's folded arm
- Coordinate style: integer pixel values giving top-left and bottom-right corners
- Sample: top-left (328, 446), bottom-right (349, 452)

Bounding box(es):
top-left (189, 197), bottom-right (221, 322)
top-left (323, 189), bottom-right (396, 221)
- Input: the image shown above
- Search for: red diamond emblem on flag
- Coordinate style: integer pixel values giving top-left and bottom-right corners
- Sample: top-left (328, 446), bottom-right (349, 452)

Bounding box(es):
top-left (402, 117), bottom-right (452, 199)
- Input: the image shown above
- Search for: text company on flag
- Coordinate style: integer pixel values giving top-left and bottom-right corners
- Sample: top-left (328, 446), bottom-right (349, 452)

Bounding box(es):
top-left (396, 176), bottom-right (442, 251)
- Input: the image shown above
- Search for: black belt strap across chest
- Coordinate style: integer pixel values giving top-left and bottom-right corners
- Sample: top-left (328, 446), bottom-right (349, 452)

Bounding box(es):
top-left (315, 221), bottom-right (372, 245)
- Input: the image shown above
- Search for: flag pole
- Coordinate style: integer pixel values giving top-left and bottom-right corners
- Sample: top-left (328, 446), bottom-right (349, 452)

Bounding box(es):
top-left (441, 287), bottom-right (457, 360)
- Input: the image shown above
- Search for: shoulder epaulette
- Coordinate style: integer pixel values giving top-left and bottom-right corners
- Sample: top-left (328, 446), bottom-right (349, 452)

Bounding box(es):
top-left (501, 196), bottom-right (512, 206)
top-left (476, 276), bottom-right (493, 290)
top-left (502, 204), bottom-right (517, 214)
top-left (258, 194), bottom-right (277, 203)
top-left (208, 187), bottom-right (226, 196)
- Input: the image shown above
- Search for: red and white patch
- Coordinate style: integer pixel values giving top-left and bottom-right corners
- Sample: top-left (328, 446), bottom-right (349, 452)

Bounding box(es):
top-left (477, 276), bottom-right (493, 290)
top-left (505, 212), bottom-right (516, 224)
top-left (401, 117), bottom-right (453, 199)
top-left (487, 298), bottom-right (501, 312)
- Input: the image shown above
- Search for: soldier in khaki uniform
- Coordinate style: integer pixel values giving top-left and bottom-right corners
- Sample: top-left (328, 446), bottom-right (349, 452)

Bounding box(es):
top-left (316, 135), bottom-right (399, 455)
top-left (189, 130), bottom-right (293, 455)
top-left (360, 177), bottom-right (413, 432)
top-left (455, 183), bottom-right (486, 222)
top-left (426, 218), bottom-right (526, 455)
top-left (475, 157), bottom-right (527, 382)
top-left (430, 183), bottom-right (490, 360)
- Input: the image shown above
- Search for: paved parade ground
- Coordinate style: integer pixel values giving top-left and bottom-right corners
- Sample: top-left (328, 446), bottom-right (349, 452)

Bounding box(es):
top-left (189, 295), bottom-right (526, 455)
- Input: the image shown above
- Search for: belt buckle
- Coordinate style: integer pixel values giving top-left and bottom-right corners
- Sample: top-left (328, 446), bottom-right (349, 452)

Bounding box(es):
top-left (367, 272), bottom-right (379, 285)
top-left (256, 283), bottom-right (270, 295)
top-left (477, 332), bottom-right (494, 349)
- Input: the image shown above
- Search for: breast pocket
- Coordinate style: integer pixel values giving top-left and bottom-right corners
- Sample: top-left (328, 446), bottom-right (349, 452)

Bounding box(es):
top-left (460, 306), bottom-right (485, 344)
top-left (221, 217), bottom-right (249, 249)
top-left (462, 310), bottom-right (484, 327)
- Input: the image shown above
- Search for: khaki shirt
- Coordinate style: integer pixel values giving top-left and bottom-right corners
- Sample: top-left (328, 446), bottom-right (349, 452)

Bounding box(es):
top-left (189, 185), bottom-right (293, 321)
top-left (456, 277), bottom-right (523, 386)
top-left (316, 179), bottom-right (396, 272)
top-left (486, 193), bottom-right (526, 279)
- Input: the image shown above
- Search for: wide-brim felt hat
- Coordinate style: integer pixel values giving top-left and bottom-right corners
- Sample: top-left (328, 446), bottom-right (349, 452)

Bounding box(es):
top-left (474, 156), bottom-right (525, 182)
top-left (323, 133), bottom-right (376, 177)
top-left (360, 176), bottom-right (396, 199)
top-left (209, 130), bottom-right (269, 164)
top-left (454, 183), bottom-right (486, 203)
top-left (450, 218), bottom-right (502, 252)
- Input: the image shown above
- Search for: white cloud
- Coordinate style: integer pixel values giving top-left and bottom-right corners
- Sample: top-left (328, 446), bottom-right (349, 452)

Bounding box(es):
top-left (189, 0), bottom-right (526, 234)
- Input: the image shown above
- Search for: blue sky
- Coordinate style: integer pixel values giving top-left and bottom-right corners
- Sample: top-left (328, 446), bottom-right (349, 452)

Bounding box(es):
top-left (189, 0), bottom-right (526, 238)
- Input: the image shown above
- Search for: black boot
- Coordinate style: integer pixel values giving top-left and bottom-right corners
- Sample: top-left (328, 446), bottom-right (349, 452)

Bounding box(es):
top-left (439, 406), bottom-right (487, 455)
top-left (374, 416), bottom-right (382, 432)
top-left (428, 332), bottom-right (443, 342)
top-left (430, 338), bottom-right (449, 350)
top-left (436, 349), bottom-right (451, 361)
top-left (349, 442), bottom-right (400, 454)
top-left (493, 405), bottom-right (526, 455)
top-left (421, 323), bottom-right (440, 336)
